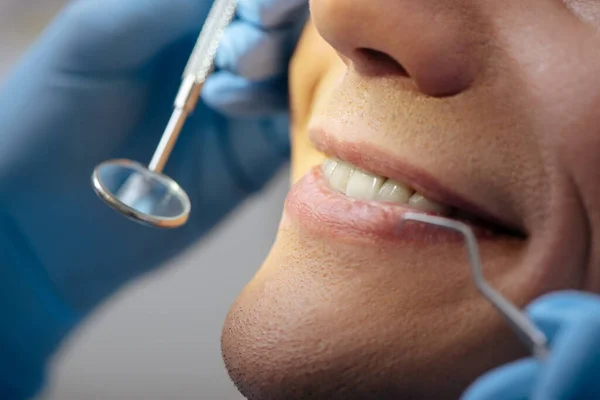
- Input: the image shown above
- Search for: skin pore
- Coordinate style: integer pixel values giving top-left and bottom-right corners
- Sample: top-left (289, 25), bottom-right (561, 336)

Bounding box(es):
top-left (222, 1), bottom-right (600, 399)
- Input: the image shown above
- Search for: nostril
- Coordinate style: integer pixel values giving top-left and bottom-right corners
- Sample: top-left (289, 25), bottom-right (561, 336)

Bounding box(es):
top-left (354, 48), bottom-right (409, 77)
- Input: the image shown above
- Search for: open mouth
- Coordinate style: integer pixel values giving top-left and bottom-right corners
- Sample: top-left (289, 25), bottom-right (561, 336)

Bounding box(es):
top-left (281, 124), bottom-right (529, 244)
top-left (321, 157), bottom-right (522, 238)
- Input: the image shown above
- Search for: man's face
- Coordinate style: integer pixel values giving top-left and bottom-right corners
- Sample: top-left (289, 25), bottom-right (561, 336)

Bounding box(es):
top-left (222, 1), bottom-right (600, 398)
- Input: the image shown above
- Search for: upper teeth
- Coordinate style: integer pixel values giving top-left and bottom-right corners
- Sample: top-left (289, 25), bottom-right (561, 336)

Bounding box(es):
top-left (322, 158), bottom-right (451, 214)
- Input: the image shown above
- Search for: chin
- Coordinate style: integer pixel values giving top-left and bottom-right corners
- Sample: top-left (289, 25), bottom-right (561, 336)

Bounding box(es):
top-left (221, 195), bottom-right (534, 399)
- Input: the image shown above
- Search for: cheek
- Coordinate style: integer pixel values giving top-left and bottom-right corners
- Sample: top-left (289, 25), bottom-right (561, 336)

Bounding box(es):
top-left (222, 221), bottom-right (532, 399)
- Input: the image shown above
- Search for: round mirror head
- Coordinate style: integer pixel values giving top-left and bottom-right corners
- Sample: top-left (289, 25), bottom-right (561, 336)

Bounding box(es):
top-left (92, 159), bottom-right (191, 229)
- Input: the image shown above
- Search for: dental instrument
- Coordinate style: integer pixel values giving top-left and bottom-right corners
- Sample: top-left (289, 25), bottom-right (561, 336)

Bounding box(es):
top-left (398, 213), bottom-right (550, 361)
top-left (91, 0), bottom-right (238, 228)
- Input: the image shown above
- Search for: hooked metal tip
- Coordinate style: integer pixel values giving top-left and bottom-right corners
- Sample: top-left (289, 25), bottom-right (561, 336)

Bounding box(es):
top-left (398, 212), bottom-right (549, 361)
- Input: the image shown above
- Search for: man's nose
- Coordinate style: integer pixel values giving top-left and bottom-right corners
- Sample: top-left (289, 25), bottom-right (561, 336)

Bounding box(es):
top-left (310, 0), bottom-right (488, 97)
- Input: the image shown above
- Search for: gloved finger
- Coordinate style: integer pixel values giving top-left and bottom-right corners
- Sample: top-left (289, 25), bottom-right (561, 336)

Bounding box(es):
top-left (175, 111), bottom-right (290, 195)
top-left (215, 21), bottom-right (295, 81)
top-left (533, 311), bottom-right (600, 400)
top-left (526, 290), bottom-right (600, 342)
top-left (460, 359), bottom-right (539, 400)
top-left (238, 0), bottom-right (308, 29)
top-left (203, 71), bottom-right (289, 117)
top-left (39, 0), bottom-right (212, 73)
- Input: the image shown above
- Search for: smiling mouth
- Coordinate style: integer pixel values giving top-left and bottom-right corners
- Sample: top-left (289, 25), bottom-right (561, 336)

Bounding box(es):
top-left (319, 156), bottom-right (521, 238)
top-left (301, 126), bottom-right (526, 239)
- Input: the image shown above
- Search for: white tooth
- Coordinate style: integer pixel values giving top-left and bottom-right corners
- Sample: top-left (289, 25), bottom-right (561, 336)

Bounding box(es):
top-left (408, 193), bottom-right (450, 214)
top-left (329, 161), bottom-right (354, 193)
top-left (322, 159), bottom-right (338, 177)
top-left (345, 169), bottom-right (385, 200)
top-left (375, 180), bottom-right (413, 203)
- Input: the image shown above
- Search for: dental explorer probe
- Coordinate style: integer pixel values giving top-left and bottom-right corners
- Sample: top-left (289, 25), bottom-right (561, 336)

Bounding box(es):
top-left (92, 0), bottom-right (238, 228)
top-left (398, 213), bottom-right (550, 361)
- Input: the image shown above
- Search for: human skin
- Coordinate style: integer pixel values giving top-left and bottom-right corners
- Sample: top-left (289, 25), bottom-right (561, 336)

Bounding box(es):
top-left (222, 1), bottom-right (600, 399)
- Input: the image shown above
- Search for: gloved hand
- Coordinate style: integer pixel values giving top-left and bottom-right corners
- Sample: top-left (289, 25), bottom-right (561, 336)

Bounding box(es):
top-left (0, 0), bottom-right (307, 398)
top-left (461, 291), bottom-right (600, 400)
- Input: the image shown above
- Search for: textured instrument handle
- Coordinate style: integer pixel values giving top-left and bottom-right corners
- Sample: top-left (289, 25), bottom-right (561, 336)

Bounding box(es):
top-left (182, 0), bottom-right (238, 83)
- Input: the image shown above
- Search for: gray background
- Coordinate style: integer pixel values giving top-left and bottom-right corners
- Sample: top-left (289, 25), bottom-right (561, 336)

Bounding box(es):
top-left (0, 1), bottom-right (289, 398)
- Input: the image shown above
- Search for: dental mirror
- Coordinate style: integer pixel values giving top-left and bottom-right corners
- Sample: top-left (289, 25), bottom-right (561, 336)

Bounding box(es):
top-left (91, 0), bottom-right (237, 229)
top-left (92, 159), bottom-right (190, 229)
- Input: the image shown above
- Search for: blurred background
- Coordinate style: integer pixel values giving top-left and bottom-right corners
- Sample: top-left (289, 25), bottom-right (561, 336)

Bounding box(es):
top-left (0, 1), bottom-right (289, 398)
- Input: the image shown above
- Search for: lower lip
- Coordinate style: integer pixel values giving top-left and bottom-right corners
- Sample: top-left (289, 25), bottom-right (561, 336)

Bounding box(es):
top-left (285, 167), bottom-right (505, 244)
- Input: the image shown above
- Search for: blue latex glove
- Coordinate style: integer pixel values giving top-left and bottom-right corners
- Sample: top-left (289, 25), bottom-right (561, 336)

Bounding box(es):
top-left (0, 0), bottom-right (307, 398)
top-left (461, 291), bottom-right (600, 400)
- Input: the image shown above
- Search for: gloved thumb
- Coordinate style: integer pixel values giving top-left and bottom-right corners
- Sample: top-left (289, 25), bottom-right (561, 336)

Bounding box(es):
top-left (526, 290), bottom-right (600, 343)
top-left (34, 0), bottom-right (212, 74)
top-left (526, 292), bottom-right (600, 400)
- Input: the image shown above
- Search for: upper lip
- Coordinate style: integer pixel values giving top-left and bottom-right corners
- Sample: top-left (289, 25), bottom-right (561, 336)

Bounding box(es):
top-left (309, 127), bottom-right (523, 234)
